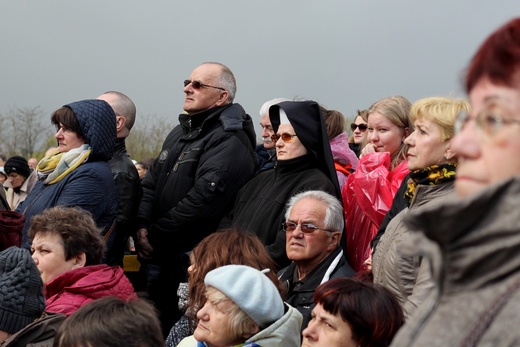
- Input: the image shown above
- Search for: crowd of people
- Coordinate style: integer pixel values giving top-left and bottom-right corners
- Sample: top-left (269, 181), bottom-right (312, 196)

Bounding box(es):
top-left (0, 16), bottom-right (520, 346)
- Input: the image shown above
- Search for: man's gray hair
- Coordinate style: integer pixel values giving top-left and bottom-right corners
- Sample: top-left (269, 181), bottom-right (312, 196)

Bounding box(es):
top-left (203, 62), bottom-right (236, 103)
top-left (259, 98), bottom-right (291, 117)
top-left (284, 190), bottom-right (344, 235)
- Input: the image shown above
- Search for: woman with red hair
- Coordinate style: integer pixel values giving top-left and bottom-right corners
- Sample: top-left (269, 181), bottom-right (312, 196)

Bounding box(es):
top-left (302, 277), bottom-right (403, 347)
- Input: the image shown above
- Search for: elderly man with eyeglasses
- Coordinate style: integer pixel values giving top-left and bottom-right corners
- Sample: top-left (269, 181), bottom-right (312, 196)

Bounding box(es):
top-left (219, 100), bottom-right (347, 269)
top-left (135, 62), bottom-right (257, 336)
top-left (278, 190), bottom-right (355, 334)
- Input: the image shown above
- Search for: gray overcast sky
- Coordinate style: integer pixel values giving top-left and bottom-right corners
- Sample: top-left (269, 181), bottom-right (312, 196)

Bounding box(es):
top-left (1, 1), bottom-right (519, 143)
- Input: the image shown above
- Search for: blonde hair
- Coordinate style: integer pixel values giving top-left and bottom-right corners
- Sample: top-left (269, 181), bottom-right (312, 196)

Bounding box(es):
top-left (410, 96), bottom-right (470, 142)
top-left (205, 287), bottom-right (259, 342)
top-left (368, 96), bottom-right (413, 169)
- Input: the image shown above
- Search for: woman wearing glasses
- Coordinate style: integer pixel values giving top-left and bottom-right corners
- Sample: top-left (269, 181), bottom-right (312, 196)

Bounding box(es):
top-left (342, 95), bottom-right (413, 273)
top-left (371, 96), bottom-right (469, 319)
top-left (348, 109), bottom-right (369, 158)
top-left (392, 17), bottom-right (520, 346)
top-left (16, 99), bottom-right (118, 251)
top-left (219, 100), bottom-right (341, 269)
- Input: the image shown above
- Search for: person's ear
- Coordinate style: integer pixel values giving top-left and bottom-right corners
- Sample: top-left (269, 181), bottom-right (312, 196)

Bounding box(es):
top-left (116, 115), bottom-right (126, 132)
top-left (215, 91), bottom-right (229, 106)
top-left (241, 322), bottom-right (260, 339)
top-left (327, 232), bottom-right (341, 251)
top-left (72, 253), bottom-right (87, 269)
top-left (445, 147), bottom-right (456, 161)
top-left (402, 127), bottom-right (410, 140)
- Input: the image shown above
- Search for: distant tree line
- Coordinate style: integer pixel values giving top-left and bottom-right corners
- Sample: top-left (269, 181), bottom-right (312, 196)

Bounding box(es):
top-left (0, 106), bottom-right (175, 162)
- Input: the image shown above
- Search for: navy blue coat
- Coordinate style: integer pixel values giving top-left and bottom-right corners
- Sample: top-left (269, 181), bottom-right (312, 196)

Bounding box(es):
top-left (17, 99), bottom-right (118, 249)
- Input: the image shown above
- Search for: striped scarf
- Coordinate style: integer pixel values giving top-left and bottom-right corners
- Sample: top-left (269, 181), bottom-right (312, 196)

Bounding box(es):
top-left (36, 144), bottom-right (91, 185)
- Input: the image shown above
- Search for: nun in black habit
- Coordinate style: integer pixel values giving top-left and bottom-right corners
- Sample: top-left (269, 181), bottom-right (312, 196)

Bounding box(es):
top-left (219, 100), bottom-right (346, 268)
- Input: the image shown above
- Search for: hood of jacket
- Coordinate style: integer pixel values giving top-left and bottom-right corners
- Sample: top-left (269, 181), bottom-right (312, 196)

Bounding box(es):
top-left (269, 100), bottom-right (341, 201)
top-left (219, 103), bottom-right (257, 151)
top-left (65, 99), bottom-right (116, 161)
top-left (246, 303), bottom-right (303, 347)
top-left (179, 103), bottom-right (257, 153)
top-left (330, 132), bottom-right (359, 171)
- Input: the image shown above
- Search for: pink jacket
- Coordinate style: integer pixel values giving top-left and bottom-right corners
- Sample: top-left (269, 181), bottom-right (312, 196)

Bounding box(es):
top-left (45, 264), bottom-right (137, 316)
top-left (329, 132), bottom-right (359, 189)
top-left (342, 152), bottom-right (409, 272)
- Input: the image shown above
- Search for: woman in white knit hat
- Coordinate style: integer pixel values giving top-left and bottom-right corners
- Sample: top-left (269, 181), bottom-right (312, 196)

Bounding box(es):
top-left (177, 264), bottom-right (302, 347)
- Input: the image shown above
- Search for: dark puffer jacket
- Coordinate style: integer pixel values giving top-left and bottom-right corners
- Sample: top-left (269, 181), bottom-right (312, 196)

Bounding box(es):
top-left (17, 99), bottom-right (118, 249)
top-left (137, 103), bottom-right (257, 267)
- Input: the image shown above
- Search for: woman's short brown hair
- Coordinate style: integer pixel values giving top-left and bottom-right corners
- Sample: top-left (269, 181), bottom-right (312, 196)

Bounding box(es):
top-left (51, 106), bottom-right (85, 140)
top-left (28, 206), bottom-right (104, 265)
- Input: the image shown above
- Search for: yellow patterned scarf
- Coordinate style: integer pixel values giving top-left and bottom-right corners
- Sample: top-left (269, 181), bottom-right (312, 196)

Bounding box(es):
top-left (404, 163), bottom-right (457, 204)
top-left (36, 144), bottom-right (92, 185)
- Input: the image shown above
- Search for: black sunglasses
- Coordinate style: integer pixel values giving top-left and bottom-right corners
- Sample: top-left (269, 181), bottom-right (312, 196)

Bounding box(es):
top-left (350, 123), bottom-right (368, 132)
top-left (183, 80), bottom-right (225, 91)
top-left (271, 133), bottom-right (298, 143)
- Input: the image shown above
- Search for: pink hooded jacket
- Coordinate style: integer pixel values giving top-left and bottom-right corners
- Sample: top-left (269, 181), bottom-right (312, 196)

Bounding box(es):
top-left (329, 132), bottom-right (359, 189)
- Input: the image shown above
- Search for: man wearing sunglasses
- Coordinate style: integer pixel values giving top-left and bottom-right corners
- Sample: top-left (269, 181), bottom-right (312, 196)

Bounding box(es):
top-left (278, 190), bottom-right (355, 334)
top-left (135, 62), bottom-right (257, 336)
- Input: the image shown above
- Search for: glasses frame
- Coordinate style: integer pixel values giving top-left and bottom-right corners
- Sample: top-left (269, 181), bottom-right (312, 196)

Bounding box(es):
top-left (282, 221), bottom-right (333, 234)
top-left (350, 123), bottom-right (368, 132)
top-left (271, 133), bottom-right (298, 143)
top-left (455, 110), bottom-right (520, 137)
top-left (55, 123), bottom-right (75, 134)
top-left (183, 80), bottom-right (225, 91)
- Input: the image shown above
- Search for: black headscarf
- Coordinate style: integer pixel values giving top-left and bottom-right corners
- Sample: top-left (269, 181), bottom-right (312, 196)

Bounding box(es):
top-left (269, 100), bottom-right (342, 202)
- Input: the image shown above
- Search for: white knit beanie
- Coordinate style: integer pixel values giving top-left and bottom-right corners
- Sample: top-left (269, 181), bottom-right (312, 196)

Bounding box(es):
top-left (204, 265), bottom-right (284, 327)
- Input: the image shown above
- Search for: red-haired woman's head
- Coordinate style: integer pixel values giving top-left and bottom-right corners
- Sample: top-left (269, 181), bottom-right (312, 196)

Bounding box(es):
top-left (465, 17), bottom-right (520, 93)
top-left (303, 277), bottom-right (404, 347)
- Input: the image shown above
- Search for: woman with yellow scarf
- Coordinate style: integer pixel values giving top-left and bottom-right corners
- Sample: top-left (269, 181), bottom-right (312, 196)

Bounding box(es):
top-left (371, 96), bottom-right (469, 319)
top-left (16, 99), bottom-right (118, 251)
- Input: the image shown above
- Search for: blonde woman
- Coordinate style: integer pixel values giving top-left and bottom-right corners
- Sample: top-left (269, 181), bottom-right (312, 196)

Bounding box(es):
top-left (342, 95), bottom-right (413, 272)
top-left (372, 96), bottom-right (469, 319)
